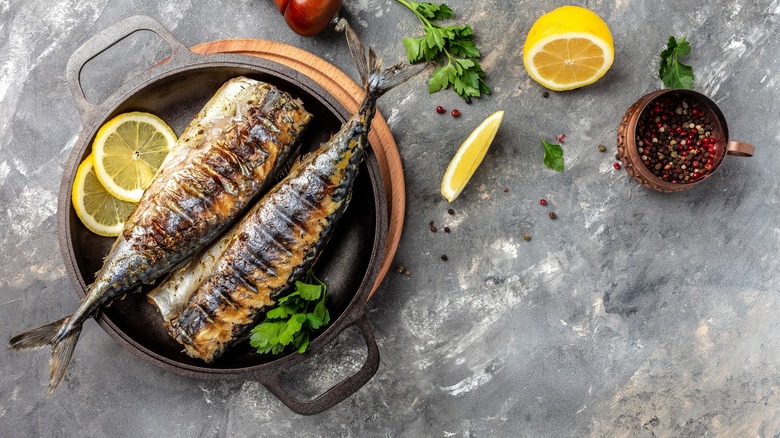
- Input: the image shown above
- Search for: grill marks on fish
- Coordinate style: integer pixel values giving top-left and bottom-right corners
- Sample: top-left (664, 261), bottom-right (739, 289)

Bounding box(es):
top-left (133, 91), bottom-right (301, 256)
top-left (9, 77), bottom-right (313, 395)
top-left (169, 159), bottom-right (344, 362)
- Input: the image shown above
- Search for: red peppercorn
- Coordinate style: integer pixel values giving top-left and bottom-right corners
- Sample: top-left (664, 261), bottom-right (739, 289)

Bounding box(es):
top-left (613, 162), bottom-right (621, 170)
top-left (436, 105), bottom-right (446, 114)
top-left (539, 199), bottom-right (548, 206)
top-left (451, 109), bottom-right (461, 117)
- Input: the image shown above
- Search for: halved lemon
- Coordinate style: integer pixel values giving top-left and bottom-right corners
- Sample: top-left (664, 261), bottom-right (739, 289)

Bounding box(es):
top-left (441, 111), bottom-right (504, 202)
top-left (92, 112), bottom-right (177, 202)
top-left (523, 6), bottom-right (614, 91)
top-left (72, 155), bottom-right (137, 237)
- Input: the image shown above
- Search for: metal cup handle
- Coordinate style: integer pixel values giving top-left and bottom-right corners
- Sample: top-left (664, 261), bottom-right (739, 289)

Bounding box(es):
top-left (727, 140), bottom-right (754, 157)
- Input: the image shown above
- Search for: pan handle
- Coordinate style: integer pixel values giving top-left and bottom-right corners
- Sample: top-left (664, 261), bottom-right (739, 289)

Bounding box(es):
top-left (65, 15), bottom-right (195, 123)
top-left (258, 313), bottom-right (380, 415)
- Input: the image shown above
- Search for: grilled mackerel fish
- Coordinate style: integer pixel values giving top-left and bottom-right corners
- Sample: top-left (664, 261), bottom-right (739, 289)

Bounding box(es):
top-left (162, 24), bottom-right (423, 363)
top-left (9, 77), bottom-right (312, 394)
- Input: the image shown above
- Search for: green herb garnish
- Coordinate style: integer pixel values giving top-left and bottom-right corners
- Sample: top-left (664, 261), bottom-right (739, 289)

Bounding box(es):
top-left (659, 36), bottom-right (694, 89)
top-left (249, 271), bottom-right (330, 356)
top-left (542, 138), bottom-right (564, 172)
top-left (397, 0), bottom-right (490, 100)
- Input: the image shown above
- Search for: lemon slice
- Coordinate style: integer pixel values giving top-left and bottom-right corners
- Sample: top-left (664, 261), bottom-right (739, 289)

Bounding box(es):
top-left (92, 112), bottom-right (177, 202)
top-left (72, 155), bottom-right (137, 237)
top-left (523, 6), bottom-right (614, 91)
top-left (441, 111), bottom-right (504, 202)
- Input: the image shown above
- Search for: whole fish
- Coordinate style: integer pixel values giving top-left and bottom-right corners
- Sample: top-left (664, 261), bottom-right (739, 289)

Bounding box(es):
top-left (9, 77), bottom-right (312, 394)
top-left (161, 24), bottom-right (424, 362)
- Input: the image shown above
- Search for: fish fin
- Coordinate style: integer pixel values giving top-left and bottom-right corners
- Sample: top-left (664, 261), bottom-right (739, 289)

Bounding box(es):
top-left (345, 22), bottom-right (370, 90)
top-left (47, 325), bottom-right (81, 396)
top-left (344, 21), bottom-right (428, 98)
top-left (8, 317), bottom-right (68, 350)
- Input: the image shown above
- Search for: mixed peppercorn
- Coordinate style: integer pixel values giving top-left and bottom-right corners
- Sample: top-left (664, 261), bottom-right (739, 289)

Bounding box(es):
top-left (635, 95), bottom-right (721, 183)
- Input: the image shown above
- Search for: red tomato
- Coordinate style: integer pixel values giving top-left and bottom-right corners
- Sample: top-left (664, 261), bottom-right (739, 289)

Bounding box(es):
top-left (273, 0), bottom-right (344, 37)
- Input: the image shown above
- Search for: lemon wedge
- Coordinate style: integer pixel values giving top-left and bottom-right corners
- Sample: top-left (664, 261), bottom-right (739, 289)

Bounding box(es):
top-left (440, 111), bottom-right (504, 202)
top-left (523, 6), bottom-right (614, 91)
top-left (72, 154), bottom-right (137, 237)
top-left (92, 112), bottom-right (177, 202)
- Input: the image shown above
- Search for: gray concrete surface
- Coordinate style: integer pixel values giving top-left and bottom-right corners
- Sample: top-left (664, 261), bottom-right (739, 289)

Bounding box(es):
top-left (2, 0), bottom-right (780, 436)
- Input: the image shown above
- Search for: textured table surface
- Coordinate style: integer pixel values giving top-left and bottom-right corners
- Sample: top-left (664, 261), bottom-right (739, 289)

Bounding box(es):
top-left (2, 1), bottom-right (779, 436)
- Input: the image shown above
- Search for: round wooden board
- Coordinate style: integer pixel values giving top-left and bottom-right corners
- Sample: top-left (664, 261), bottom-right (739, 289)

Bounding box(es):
top-left (190, 39), bottom-right (403, 300)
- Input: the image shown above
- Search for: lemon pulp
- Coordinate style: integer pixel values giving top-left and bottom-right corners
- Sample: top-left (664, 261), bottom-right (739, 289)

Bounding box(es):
top-left (523, 6), bottom-right (614, 91)
top-left (441, 111), bottom-right (505, 202)
top-left (72, 155), bottom-right (137, 237)
top-left (92, 112), bottom-right (177, 202)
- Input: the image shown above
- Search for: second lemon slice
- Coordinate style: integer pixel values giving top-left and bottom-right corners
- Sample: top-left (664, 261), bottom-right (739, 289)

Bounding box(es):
top-left (523, 6), bottom-right (614, 91)
top-left (72, 155), bottom-right (137, 237)
top-left (92, 112), bottom-right (177, 202)
top-left (441, 111), bottom-right (504, 202)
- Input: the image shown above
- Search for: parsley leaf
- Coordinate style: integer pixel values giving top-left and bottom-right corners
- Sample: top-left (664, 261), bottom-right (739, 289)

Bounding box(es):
top-left (397, 0), bottom-right (490, 100)
top-left (659, 36), bottom-right (694, 89)
top-left (296, 280), bottom-right (323, 300)
top-left (542, 138), bottom-right (564, 172)
top-left (249, 272), bottom-right (331, 356)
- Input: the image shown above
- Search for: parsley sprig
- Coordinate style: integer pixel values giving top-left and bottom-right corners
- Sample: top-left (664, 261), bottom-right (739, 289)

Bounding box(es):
top-left (249, 271), bottom-right (331, 356)
top-left (659, 36), bottom-right (694, 89)
top-left (397, 0), bottom-right (490, 100)
top-left (542, 138), bottom-right (564, 172)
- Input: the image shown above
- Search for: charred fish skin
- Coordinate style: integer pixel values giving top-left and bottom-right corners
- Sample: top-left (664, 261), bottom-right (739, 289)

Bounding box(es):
top-left (9, 77), bottom-right (313, 395)
top-left (170, 130), bottom-right (361, 361)
top-left (166, 24), bottom-right (424, 363)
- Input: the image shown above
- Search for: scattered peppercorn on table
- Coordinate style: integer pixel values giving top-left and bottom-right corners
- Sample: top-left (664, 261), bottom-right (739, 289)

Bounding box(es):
top-left (2, 0), bottom-right (779, 436)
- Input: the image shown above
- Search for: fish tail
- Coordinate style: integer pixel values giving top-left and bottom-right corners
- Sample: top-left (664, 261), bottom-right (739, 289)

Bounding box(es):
top-left (344, 22), bottom-right (427, 99)
top-left (9, 316), bottom-right (82, 395)
top-left (48, 325), bottom-right (81, 395)
top-left (8, 316), bottom-right (68, 350)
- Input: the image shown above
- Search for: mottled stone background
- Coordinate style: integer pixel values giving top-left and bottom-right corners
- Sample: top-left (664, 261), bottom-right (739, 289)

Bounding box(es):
top-left (1, 0), bottom-right (779, 436)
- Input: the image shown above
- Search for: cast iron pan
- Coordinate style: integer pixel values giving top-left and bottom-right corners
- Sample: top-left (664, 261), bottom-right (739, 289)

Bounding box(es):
top-left (56, 16), bottom-right (387, 415)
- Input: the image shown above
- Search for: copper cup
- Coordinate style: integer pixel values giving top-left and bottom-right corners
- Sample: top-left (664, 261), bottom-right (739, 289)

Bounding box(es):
top-left (617, 89), bottom-right (754, 192)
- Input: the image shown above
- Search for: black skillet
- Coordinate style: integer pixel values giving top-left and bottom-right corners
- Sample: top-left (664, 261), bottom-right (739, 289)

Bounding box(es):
top-left (56, 15), bottom-right (386, 415)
